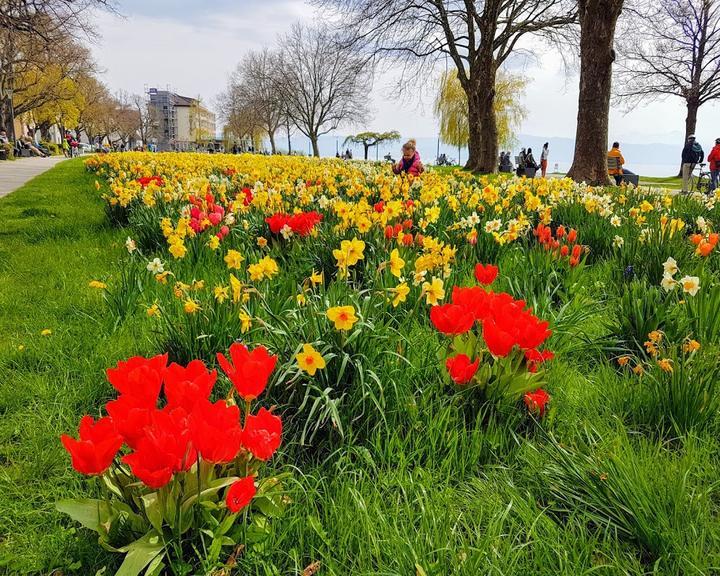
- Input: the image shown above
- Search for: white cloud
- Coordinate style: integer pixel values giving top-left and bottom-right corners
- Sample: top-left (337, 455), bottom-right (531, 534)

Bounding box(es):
top-left (89, 1), bottom-right (720, 149)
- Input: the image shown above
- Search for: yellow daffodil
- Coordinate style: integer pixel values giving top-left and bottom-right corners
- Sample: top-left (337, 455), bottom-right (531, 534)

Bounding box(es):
top-left (146, 303), bottom-right (160, 317)
top-left (183, 299), bottom-right (200, 314)
top-left (422, 277), bottom-right (445, 305)
top-left (390, 282), bottom-right (410, 307)
top-left (239, 311), bottom-right (252, 333)
top-left (224, 249), bottom-right (244, 270)
top-left (88, 280), bottom-right (107, 289)
top-left (389, 248), bottom-right (405, 278)
top-left (40, 328), bottom-right (52, 336)
top-left (327, 305), bottom-right (358, 331)
top-left (296, 343), bottom-right (326, 376)
top-left (683, 339), bottom-right (701, 353)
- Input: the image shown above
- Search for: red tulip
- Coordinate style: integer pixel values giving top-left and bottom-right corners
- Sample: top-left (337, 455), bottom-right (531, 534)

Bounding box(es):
top-left (451, 286), bottom-right (492, 321)
top-left (164, 360), bottom-right (216, 413)
top-left (566, 229), bottom-right (577, 243)
top-left (525, 349), bottom-right (555, 373)
top-left (560, 245), bottom-right (569, 257)
top-left (289, 211), bottom-right (323, 236)
top-left (445, 354), bottom-right (479, 384)
top-left (122, 408), bottom-right (195, 489)
top-left (374, 201), bottom-right (385, 213)
top-left (189, 399), bottom-right (243, 464)
top-left (217, 343), bottom-right (277, 401)
top-left (265, 213), bottom-right (291, 234)
top-left (105, 395), bottom-right (153, 449)
top-left (106, 354), bottom-right (167, 407)
top-left (474, 263), bottom-right (499, 285)
top-left (482, 318), bottom-right (516, 357)
top-left (524, 388), bottom-right (550, 416)
top-left (226, 476), bottom-right (256, 513)
top-left (242, 407), bottom-right (282, 461)
top-left (556, 225), bottom-right (566, 239)
top-left (430, 303), bottom-right (475, 335)
top-left (61, 415), bottom-right (123, 476)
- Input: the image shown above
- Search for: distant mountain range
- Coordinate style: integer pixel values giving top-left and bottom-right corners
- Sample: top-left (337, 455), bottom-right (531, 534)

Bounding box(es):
top-left (272, 133), bottom-right (691, 177)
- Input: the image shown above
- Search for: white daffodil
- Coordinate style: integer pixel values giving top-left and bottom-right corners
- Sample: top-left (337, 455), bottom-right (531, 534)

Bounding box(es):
top-left (280, 224), bottom-right (294, 240)
top-left (125, 237), bottom-right (137, 253)
top-left (662, 257), bottom-right (679, 277)
top-left (613, 235), bottom-right (624, 248)
top-left (661, 273), bottom-right (677, 292)
top-left (680, 275), bottom-right (700, 296)
top-left (610, 215), bottom-right (621, 227)
top-left (146, 258), bottom-right (164, 274)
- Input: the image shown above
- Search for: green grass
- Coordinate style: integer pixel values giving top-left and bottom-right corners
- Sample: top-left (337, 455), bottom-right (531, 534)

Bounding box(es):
top-left (1, 160), bottom-right (719, 574)
top-left (640, 175), bottom-right (683, 190)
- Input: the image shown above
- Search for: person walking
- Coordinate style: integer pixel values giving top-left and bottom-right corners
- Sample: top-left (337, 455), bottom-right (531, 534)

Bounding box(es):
top-left (681, 135), bottom-right (704, 193)
top-left (540, 142), bottom-right (549, 178)
top-left (708, 138), bottom-right (720, 193)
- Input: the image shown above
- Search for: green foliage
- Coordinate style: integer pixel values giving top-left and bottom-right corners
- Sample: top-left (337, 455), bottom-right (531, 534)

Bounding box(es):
top-left (2, 160), bottom-right (720, 575)
top-left (434, 70), bottom-right (528, 149)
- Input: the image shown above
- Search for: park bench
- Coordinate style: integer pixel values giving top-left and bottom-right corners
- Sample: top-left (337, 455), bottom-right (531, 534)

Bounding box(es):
top-left (607, 156), bottom-right (640, 186)
top-left (513, 155), bottom-right (537, 178)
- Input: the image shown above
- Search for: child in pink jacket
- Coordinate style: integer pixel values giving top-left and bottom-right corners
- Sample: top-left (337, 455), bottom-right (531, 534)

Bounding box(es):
top-left (393, 139), bottom-right (425, 176)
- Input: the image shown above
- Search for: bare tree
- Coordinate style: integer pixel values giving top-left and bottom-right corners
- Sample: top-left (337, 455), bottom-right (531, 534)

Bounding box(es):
top-left (567, 0), bottom-right (625, 185)
top-left (317, 0), bottom-right (575, 172)
top-left (131, 92), bottom-right (155, 145)
top-left (615, 0), bottom-right (720, 151)
top-left (0, 0), bottom-right (115, 38)
top-left (276, 24), bottom-right (372, 157)
top-left (222, 49), bottom-right (283, 153)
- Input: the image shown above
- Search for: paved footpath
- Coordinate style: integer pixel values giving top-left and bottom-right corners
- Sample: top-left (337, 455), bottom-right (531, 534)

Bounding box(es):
top-left (0, 156), bottom-right (68, 198)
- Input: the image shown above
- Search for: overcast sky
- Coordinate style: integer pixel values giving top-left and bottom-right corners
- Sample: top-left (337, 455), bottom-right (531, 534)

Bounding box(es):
top-left (89, 0), bottom-right (719, 148)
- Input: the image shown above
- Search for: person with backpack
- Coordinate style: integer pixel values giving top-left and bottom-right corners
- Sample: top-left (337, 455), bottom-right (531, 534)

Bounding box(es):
top-left (681, 135), bottom-right (704, 193)
top-left (708, 138), bottom-right (720, 193)
top-left (516, 148), bottom-right (527, 176)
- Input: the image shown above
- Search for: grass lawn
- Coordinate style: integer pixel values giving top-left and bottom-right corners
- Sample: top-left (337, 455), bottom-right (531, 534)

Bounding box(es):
top-left (1, 158), bottom-right (719, 574)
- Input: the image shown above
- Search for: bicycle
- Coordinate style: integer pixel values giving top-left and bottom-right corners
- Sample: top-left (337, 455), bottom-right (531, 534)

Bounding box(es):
top-left (690, 162), bottom-right (712, 194)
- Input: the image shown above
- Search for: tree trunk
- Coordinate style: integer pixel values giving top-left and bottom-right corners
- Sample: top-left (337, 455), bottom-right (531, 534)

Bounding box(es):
top-left (477, 87), bottom-right (498, 173)
top-left (678, 98), bottom-right (700, 175)
top-left (465, 36), bottom-right (498, 174)
top-left (268, 129), bottom-right (276, 154)
top-left (567, 0), bottom-right (624, 185)
top-left (364, 142), bottom-right (370, 160)
top-left (465, 88), bottom-right (481, 171)
top-left (310, 134), bottom-right (320, 157)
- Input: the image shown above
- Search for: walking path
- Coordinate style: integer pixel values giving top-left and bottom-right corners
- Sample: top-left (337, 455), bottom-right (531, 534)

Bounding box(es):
top-left (0, 156), bottom-right (68, 198)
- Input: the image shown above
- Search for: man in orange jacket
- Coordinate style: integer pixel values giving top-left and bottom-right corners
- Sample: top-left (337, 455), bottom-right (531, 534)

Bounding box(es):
top-left (607, 142), bottom-right (635, 185)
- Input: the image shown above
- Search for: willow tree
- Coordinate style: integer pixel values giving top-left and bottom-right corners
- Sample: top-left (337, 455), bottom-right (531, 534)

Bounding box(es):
top-left (434, 71), bottom-right (528, 159)
top-left (317, 0), bottom-right (575, 173)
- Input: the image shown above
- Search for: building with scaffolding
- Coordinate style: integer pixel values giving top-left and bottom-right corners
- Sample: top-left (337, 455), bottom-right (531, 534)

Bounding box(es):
top-left (148, 88), bottom-right (216, 151)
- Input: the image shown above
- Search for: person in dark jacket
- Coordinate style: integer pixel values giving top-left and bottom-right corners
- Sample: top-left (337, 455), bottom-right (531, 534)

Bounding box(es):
top-left (682, 135), bottom-right (704, 193)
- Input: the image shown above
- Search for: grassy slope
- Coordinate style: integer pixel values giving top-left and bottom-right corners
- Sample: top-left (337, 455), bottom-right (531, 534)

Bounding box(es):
top-left (0, 160), bottom-right (718, 575)
top-left (0, 159), bottom-right (155, 573)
